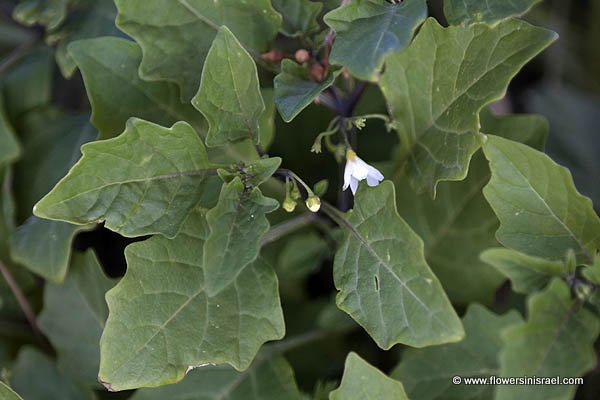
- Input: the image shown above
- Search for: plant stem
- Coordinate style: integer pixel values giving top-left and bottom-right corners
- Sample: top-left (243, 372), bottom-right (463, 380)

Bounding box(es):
top-left (260, 213), bottom-right (317, 246)
top-left (0, 36), bottom-right (40, 76)
top-left (0, 259), bottom-right (43, 340)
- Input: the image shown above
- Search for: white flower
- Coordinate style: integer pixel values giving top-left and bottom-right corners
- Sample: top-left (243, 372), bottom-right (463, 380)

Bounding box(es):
top-left (342, 149), bottom-right (384, 195)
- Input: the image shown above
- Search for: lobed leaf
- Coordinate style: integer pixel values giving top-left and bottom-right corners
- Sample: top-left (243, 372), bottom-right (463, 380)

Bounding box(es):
top-left (130, 356), bottom-right (302, 400)
top-left (395, 109), bottom-right (548, 304)
top-left (480, 248), bottom-right (564, 294)
top-left (272, 0), bottom-right (323, 37)
top-left (38, 250), bottom-right (115, 387)
top-left (324, 0), bottom-right (427, 81)
top-left (69, 37), bottom-right (205, 139)
top-left (11, 347), bottom-right (96, 400)
top-left (192, 27), bottom-right (264, 147)
top-left (329, 352), bottom-right (408, 400)
top-left (497, 279), bottom-right (600, 400)
top-left (203, 178), bottom-right (279, 294)
top-left (482, 135), bottom-right (600, 264)
top-left (99, 207), bottom-right (285, 390)
top-left (380, 18), bottom-right (556, 195)
top-left (114, 0), bottom-right (281, 100)
top-left (274, 59), bottom-right (339, 122)
top-left (392, 304), bottom-right (522, 400)
top-left (444, 0), bottom-right (543, 26)
top-left (10, 111), bottom-right (96, 282)
top-left (333, 182), bottom-right (464, 349)
top-left (34, 119), bottom-right (213, 238)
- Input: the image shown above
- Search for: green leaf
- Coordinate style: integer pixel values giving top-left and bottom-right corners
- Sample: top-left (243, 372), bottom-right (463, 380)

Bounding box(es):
top-left (324, 0), bottom-right (427, 81)
top-left (395, 109), bottom-right (548, 304)
top-left (274, 59), bottom-right (339, 122)
top-left (69, 37), bottom-right (206, 139)
top-left (203, 178), bottom-right (278, 294)
top-left (38, 250), bottom-right (115, 386)
top-left (0, 381), bottom-right (24, 400)
top-left (34, 119), bottom-right (213, 238)
top-left (333, 182), bottom-right (464, 349)
top-left (479, 108), bottom-right (549, 150)
top-left (10, 217), bottom-right (92, 283)
top-left (13, 0), bottom-right (69, 30)
top-left (277, 232), bottom-right (330, 279)
top-left (217, 157), bottom-right (282, 188)
top-left (114, 0), bottom-right (281, 101)
top-left (480, 248), bottom-right (564, 294)
top-left (99, 208), bottom-right (285, 390)
top-left (482, 135), bottom-right (600, 264)
top-left (11, 347), bottom-right (96, 400)
top-left (47, 0), bottom-right (122, 78)
top-left (392, 304), bottom-right (523, 400)
top-left (497, 279), bottom-right (600, 400)
top-left (329, 352), bottom-right (408, 400)
top-left (444, 0), bottom-right (542, 26)
top-left (10, 111), bottom-right (96, 282)
top-left (2, 48), bottom-right (53, 120)
top-left (192, 27), bottom-right (264, 147)
top-left (380, 18), bottom-right (556, 195)
top-left (272, 0), bottom-right (323, 37)
top-left (130, 356), bottom-right (302, 400)
top-left (582, 258), bottom-right (600, 285)
top-left (0, 95), bottom-right (20, 166)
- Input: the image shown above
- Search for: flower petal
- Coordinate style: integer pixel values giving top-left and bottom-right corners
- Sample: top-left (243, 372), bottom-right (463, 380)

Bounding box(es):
top-left (366, 174), bottom-right (381, 187)
top-left (343, 161), bottom-right (352, 190)
top-left (350, 177), bottom-right (359, 194)
top-left (351, 157), bottom-right (370, 180)
top-left (367, 165), bottom-right (384, 181)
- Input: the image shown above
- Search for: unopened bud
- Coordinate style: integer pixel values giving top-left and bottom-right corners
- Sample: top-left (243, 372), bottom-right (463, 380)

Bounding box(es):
top-left (283, 197), bottom-right (297, 213)
top-left (305, 195), bottom-right (321, 212)
top-left (295, 49), bottom-right (310, 63)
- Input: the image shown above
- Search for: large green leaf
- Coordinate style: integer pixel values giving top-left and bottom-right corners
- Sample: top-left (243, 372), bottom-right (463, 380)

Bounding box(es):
top-left (392, 304), bottom-right (522, 400)
top-left (114, 0), bottom-right (281, 101)
top-left (38, 250), bottom-right (115, 387)
top-left (324, 0), bottom-right (427, 81)
top-left (380, 18), bottom-right (556, 195)
top-left (274, 59), bottom-right (339, 122)
top-left (482, 135), bottom-right (600, 264)
top-left (13, 0), bottom-right (69, 30)
top-left (10, 217), bottom-right (91, 283)
top-left (333, 182), bottom-right (464, 349)
top-left (192, 27), bottom-right (264, 147)
top-left (99, 208), bottom-right (285, 390)
top-left (0, 95), bottom-right (20, 167)
top-left (46, 0), bottom-right (122, 78)
top-left (0, 381), bottom-right (24, 400)
top-left (272, 0), bottom-right (322, 37)
top-left (2, 48), bottom-right (53, 120)
top-left (11, 347), bottom-right (95, 400)
top-left (34, 119), bottom-right (213, 238)
top-left (444, 0), bottom-right (542, 26)
top-left (497, 279), bottom-right (600, 400)
top-left (130, 356), bottom-right (302, 400)
top-left (480, 248), bottom-right (564, 294)
top-left (329, 352), bottom-right (408, 400)
top-left (395, 109), bottom-right (548, 304)
top-left (203, 178), bottom-right (278, 294)
top-left (69, 37), bottom-right (205, 139)
top-left (10, 111), bottom-right (96, 282)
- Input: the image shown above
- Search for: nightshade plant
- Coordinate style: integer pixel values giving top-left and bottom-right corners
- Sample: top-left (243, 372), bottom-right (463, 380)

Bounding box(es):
top-left (0, 0), bottom-right (599, 399)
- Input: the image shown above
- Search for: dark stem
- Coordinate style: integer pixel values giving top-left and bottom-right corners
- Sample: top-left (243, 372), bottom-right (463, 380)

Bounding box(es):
top-left (0, 259), bottom-right (43, 340)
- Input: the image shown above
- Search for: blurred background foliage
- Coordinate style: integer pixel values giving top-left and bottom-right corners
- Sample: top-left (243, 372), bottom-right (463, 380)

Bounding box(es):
top-left (0, 0), bottom-right (598, 399)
